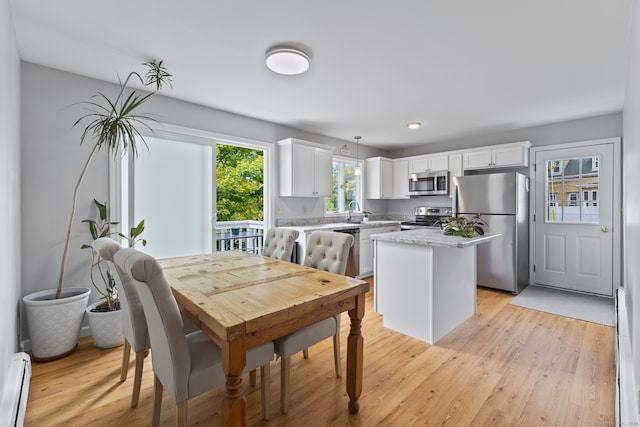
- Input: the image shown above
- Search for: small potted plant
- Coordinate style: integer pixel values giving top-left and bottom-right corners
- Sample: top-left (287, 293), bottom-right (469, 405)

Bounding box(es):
top-left (82, 199), bottom-right (147, 348)
top-left (362, 211), bottom-right (373, 223)
top-left (81, 199), bottom-right (121, 348)
top-left (443, 214), bottom-right (487, 237)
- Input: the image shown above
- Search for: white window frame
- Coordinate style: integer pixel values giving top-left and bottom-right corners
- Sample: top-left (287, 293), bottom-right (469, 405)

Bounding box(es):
top-left (325, 156), bottom-right (363, 217)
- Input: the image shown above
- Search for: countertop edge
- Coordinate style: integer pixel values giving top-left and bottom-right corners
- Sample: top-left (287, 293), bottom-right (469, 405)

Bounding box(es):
top-left (371, 229), bottom-right (502, 248)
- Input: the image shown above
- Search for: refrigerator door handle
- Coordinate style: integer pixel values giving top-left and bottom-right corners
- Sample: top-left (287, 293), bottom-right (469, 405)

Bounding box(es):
top-left (452, 185), bottom-right (458, 217)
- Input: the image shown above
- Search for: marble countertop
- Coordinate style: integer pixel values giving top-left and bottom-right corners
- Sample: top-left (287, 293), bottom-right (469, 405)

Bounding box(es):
top-left (287, 220), bottom-right (400, 233)
top-left (371, 229), bottom-right (501, 248)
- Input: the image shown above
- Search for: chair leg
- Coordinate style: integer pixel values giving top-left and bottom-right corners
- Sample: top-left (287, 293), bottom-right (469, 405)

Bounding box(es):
top-left (280, 357), bottom-right (291, 414)
top-left (131, 350), bottom-right (146, 407)
top-left (152, 375), bottom-right (163, 427)
top-left (260, 362), bottom-right (271, 420)
top-left (120, 340), bottom-right (131, 382)
top-left (333, 314), bottom-right (342, 378)
top-left (176, 401), bottom-right (188, 427)
top-left (249, 369), bottom-right (257, 387)
top-left (302, 349), bottom-right (309, 358)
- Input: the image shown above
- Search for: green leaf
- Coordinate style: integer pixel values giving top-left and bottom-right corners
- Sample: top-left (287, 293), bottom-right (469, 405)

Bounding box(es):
top-left (95, 199), bottom-right (108, 221)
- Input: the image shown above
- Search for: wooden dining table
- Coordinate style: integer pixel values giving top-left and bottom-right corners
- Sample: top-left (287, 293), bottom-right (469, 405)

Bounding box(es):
top-left (158, 251), bottom-right (370, 426)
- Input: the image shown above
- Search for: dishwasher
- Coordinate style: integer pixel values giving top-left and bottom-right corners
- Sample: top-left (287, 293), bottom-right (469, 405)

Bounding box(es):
top-left (334, 228), bottom-right (360, 277)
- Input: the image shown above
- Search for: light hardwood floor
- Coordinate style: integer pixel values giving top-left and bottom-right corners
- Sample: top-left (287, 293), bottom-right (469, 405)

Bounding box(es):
top-left (24, 278), bottom-right (616, 426)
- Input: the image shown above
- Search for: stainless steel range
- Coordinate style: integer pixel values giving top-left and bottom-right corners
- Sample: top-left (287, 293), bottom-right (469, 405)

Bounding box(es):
top-left (400, 206), bottom-right (453, 230)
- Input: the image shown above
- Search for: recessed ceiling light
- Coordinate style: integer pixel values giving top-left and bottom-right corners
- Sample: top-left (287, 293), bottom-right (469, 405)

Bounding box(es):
top-left (265, 47), bottom-right (310, 75)
top-left (407, 122), bottom-right (422, 129)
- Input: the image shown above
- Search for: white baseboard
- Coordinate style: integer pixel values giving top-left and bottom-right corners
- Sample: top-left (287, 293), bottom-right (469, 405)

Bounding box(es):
top-left (616, 288), bottom-right (640, 424)
top-left (0, 352), bottom-right (31, 427)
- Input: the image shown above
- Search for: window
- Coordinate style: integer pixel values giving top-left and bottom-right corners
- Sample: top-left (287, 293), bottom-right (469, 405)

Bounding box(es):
top-left (545, 155), bottom-right (599, 223)
top-left (325, 157), bottom-right (362, 215)
top-left (568, 192), bottom-right (579, 206)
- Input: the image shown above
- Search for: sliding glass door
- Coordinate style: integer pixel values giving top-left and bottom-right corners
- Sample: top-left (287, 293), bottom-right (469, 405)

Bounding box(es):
top-left (111, 125), bottom-right (273, 259)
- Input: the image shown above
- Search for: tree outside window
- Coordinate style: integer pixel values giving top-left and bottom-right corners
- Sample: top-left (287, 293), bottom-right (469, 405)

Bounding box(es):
top-left (216, 144), bottom-right (264, 221)
top-left (326, 158), bottom-right (362, 214)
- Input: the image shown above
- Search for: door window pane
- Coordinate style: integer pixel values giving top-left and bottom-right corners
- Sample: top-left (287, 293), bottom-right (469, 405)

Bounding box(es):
top-left (545, 156), bottom-right (599, 224)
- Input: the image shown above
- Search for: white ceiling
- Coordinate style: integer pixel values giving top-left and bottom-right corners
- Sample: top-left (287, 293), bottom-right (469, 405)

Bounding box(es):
top-left (8, 0), bottom-right (631, 150)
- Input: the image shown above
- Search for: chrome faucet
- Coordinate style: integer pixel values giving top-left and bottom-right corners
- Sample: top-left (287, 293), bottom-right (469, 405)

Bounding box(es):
top-left (346, 201), bottom-right (361, 222)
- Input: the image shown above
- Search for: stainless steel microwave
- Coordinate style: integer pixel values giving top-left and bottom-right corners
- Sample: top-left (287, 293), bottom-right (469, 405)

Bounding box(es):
top-left (408, 170), bottom-right (449, 196)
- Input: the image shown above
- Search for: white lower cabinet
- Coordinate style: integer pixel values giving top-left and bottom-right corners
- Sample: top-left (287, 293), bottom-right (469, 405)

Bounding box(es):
top-left (360, 225), bottom-right (400, 277)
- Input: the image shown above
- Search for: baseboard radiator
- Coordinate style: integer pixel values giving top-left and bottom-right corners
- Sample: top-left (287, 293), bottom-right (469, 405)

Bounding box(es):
top-left (616, 288), bottom-right (640, 425)
top-left (0, 352), bottom-right (31, 427)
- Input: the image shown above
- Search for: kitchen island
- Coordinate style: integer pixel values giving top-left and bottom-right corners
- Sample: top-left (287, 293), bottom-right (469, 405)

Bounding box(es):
top-left (372, 229), bottom-right (500, 344)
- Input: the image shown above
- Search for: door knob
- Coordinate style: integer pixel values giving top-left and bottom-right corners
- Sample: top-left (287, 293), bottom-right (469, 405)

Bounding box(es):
top-left (601, 227), bottom-right (609, 232)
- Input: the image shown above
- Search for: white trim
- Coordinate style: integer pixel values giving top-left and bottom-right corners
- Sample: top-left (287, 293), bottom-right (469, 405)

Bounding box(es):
top-left (616, 288), bottom-right (640, 425)
top-left (529, 137), bottom-right (622, 291)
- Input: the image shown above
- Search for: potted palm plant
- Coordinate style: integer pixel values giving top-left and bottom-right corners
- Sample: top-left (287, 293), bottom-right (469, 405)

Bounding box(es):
top-left (22, 60), bottom-right (171, 361)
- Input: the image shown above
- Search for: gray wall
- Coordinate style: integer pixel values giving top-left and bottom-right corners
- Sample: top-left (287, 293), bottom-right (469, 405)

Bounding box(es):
top-left (0, 0), bottom-right (21, 399)
top-left (385, 114), bottom-right (622, 218)
top-left (388, 112), bottom-right (622, 158)
top-left (623, 1), bottom-right (640, 406)
top-left (19, 62), bottom-right (388, 346)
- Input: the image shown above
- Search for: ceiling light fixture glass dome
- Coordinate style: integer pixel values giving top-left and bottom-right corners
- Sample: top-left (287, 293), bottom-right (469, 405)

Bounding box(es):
top-left (407, 122), bottom-right (422, 129)
top-left (265, 47), bottom-right (310, 75)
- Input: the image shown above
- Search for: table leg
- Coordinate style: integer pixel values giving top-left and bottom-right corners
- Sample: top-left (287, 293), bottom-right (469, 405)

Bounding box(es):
top-left (347, 293), bottom-right (365, 414)
top-left (221, 339), bottom-right (247, 426)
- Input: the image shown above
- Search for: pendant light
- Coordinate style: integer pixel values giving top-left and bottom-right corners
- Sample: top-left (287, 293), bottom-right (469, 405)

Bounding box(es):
top-left (354, 136), bottom-right (362, 176)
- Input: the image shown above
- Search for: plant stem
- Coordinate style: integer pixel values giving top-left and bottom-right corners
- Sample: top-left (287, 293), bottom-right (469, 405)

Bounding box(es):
top-left (56, 142), bottom-right (100, 299)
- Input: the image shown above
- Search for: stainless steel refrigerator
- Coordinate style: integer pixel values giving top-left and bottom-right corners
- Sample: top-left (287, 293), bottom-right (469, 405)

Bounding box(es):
top-left (453, 172), bottom-right (529, 294)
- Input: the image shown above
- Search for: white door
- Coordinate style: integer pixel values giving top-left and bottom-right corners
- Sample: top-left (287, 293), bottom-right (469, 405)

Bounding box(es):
top-left (533, 142), bottom-right (614, 296)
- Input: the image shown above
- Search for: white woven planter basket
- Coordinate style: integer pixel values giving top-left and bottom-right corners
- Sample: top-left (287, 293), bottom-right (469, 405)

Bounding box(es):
top-left (86, 302), bottom-right (124, 348)
top-left (23, 287), bottom-right (91, 361)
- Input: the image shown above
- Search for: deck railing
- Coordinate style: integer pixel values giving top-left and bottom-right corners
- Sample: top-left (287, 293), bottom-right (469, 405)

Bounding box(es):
top-left (215, 220), bottom-right (265, 254)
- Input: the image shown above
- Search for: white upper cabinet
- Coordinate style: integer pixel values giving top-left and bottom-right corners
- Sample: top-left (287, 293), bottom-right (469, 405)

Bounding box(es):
top-left (366, 157), bottom-right (394, 199)
top-left (408, 154), bottom-right (449, 173)
top-left (448, 153), bottom-right (463, 178)
top-left (278, 138), bottom-right (333, 197)
top-left (463, 141), bottom-right (532, 170)
top-left (392, 159), bottom-right (409, 199)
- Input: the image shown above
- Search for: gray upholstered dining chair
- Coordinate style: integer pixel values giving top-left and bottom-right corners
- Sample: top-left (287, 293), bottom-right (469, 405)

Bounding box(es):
top-left (262, 227), bottom-right (300, 261)
top-left (112, 247), bottom-right (275, 426)
top-left (92, 237), bottom-right (198, 409)
top-left (274, 230), bottom-right (354, 414)
top-left (92, 237), bottom-right (149, 408)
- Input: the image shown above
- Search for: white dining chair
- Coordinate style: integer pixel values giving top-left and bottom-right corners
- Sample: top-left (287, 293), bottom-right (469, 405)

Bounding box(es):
top-left (274, 230), bottom-right (354, 413)
top-left (262, 227), bottom-right (300, 261)
top-left (113, 247), bottom-right (274, 426)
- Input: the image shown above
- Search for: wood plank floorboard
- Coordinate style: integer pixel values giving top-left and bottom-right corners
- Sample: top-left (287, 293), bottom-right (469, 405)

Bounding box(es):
top-left (24, 278), bottom-right (615, 426)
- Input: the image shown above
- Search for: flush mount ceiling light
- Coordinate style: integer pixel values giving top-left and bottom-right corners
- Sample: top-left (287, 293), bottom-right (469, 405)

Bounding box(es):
top-left (265, 47), bottom-right (310, 75)
top-left (407, 122), bottom-right (422, 129)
